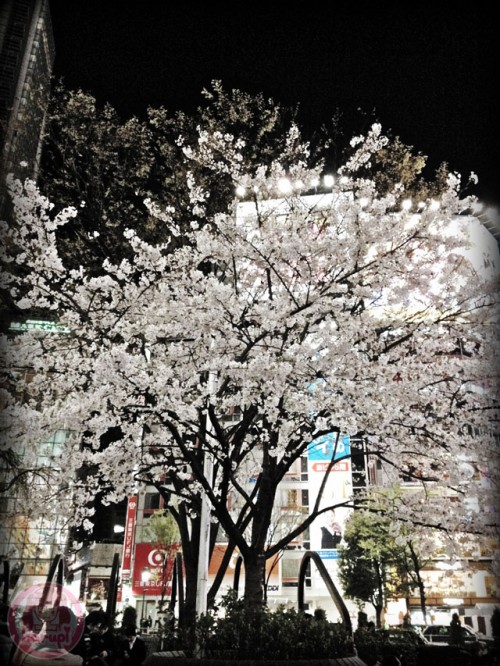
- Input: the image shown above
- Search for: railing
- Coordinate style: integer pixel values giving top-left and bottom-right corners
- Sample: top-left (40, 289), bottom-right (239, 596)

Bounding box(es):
top-left (168, 552), bottom-right (185, 628)
top-left (298, 550), bottom-right (352, 634)
top-left (35, 549), bottom-right (351, 635)
top-left (40, 552), bottom-right (65, 609)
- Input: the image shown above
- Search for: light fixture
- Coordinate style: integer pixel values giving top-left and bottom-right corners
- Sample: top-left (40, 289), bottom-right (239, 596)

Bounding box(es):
top-left (277, 177), bottom-right (292, 194)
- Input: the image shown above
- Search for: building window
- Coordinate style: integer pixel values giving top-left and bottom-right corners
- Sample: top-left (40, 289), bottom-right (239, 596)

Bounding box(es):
top-left (282, 557), bottom-right (311, 587)
top-left (300, 455), bottom-right (308, 481)
top-left (286, 489), bottom-right (298, 508)
top-left (143, 492), bottom-right (160, 514)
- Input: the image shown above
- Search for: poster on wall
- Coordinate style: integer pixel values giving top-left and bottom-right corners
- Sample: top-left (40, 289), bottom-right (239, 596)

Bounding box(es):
top-left (307, 433), bottom-right (352, 559)
top-left (87, 577), bottom-right (110, 602)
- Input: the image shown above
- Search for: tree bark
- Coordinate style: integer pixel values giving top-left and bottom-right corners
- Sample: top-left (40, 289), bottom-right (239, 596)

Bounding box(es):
top-left (243, 550), bottom-right (266, 607)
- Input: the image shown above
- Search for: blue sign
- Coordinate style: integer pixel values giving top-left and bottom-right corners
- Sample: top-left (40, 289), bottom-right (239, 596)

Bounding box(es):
top-left (319, 549), bottom-right (340, 560)
top-left (9, 319), bottom-right (70, 333)
top-left (308, 434), bottom-right (350, 461)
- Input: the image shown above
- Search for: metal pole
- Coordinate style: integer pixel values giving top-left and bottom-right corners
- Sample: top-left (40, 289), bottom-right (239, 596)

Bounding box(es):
top-left (106, 552), bottom-right (120, 619)
top-left (2, 561), bottom-right (10, 605)
top-left (140, 567), bottom-right (150, 628)
top-left (195, 368), bottom-right (217, 616)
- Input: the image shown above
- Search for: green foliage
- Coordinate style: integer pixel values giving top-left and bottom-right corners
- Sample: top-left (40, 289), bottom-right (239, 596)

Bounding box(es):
top-left (142, 510), bottom-right (181, 636)
top-left (337, 510), bottom-right (392, 620)
top-left (195, 590), bottom-right (354, 660)
top-left (337, 508), bottom-right (422, 627)
top-left (144, 510), bottom-right (180, 548)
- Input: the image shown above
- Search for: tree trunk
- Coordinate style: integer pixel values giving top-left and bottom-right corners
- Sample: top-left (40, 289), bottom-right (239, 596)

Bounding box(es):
top-left (417, 575), bottom-right (427, 624)
top-left (183, 551), bottom-right (198, 637)
top-left (408, 544), bottom-right (427, 624)
top-left (374, 604), bottom-right (384, 629)
top-left (243, 551), bottom-right (266, 607)
top-left (374, 562), bottom-right (385, 628)
top-left (170, 501), bottom-right (201, 640)
top-left (239, 463), bottom-right (277, 607)
top-left (207, 536), bottom-right (236, 608)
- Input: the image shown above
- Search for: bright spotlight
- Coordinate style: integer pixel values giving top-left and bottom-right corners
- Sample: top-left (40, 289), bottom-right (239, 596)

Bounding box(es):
top-left (277, 178), bottom-right (292, 194)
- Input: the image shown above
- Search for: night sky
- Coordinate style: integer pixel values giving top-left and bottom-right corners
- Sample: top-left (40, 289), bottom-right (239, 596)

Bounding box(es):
top-left (48, 2), bottom-right (498, 209)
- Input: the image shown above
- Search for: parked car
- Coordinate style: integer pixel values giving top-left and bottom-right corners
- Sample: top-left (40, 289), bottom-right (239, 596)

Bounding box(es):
top-left (356, 627), bottom-right (473, 666)
top-left (423, 623), bottom-right (495, 660)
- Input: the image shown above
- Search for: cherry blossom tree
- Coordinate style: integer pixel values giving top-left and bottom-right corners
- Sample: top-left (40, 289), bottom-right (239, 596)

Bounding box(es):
top-left (1, 123), bottom-right (498, 628)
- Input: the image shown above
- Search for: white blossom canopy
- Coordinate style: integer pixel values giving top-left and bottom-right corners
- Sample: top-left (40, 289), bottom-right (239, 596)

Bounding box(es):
top-left (1, 124), bottom-right (499, 557)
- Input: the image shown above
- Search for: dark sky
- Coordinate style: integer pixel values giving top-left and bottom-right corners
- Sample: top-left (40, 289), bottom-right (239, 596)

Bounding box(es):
top-left (48, 2), bottom-right (498, 209)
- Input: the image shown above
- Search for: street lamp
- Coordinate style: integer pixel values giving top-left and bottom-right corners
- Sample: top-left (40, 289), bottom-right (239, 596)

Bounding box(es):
top-left (140, 566), bottom-right (151, 627)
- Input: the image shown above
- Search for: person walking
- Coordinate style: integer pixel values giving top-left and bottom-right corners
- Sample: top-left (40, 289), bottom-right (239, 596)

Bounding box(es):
top-left (449, 612), bottom-right (464, 646)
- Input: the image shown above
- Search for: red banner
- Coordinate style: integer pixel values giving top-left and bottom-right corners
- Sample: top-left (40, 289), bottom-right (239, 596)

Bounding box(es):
top-left (312, 460), bottom-right (350, 473)
top-left (132, 543), bottom-right (178, 596)
top-left (121, 496), bottom-right (137, 579)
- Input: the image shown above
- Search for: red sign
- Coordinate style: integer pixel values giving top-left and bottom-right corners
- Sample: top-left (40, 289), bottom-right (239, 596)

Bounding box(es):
top-left (121, 496), bottom-right (137, 579)
top-left (132, 543), bottom-right (179, 596)
top-left (312, 461), bottom-right (350, 473)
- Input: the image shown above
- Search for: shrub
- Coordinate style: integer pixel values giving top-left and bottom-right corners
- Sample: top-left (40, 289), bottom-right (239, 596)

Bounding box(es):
top-left (195, 590), bottom-right (354, 661)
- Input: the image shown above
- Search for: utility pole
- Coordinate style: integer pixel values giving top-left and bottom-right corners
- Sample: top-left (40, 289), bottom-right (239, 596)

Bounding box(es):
top-left (195, 367), bottom-right (217, 616)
